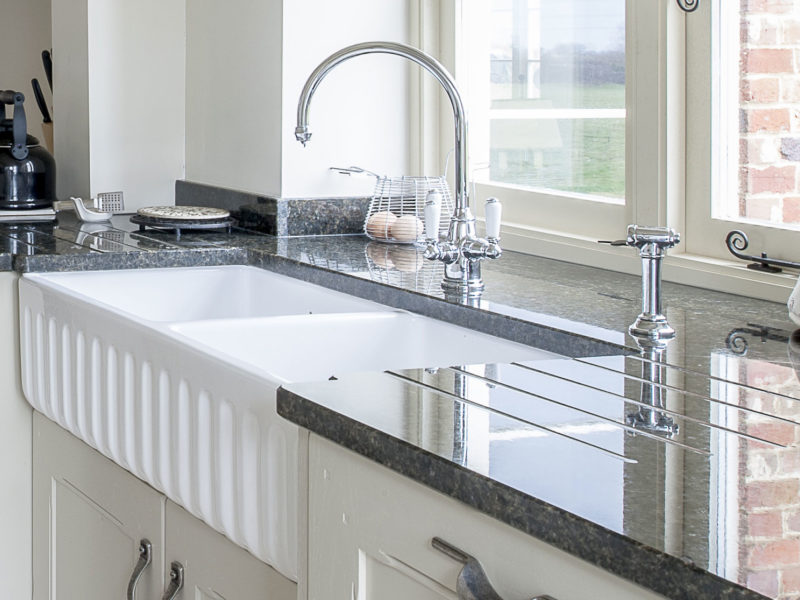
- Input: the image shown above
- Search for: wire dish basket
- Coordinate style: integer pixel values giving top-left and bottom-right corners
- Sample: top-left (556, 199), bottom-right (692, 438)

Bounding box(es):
top-left (332, 162), bottom-right (454, 245)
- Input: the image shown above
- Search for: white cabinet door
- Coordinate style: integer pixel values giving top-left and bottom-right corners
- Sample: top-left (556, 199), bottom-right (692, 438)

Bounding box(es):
top-left (0, 272), bottom-right (32, 600)
top-left (307, 434), bottom-right (666, 600)
top-left (33, 413), bottom-right (165, 600)
top-left (165, 499), bottom-right (296, 600)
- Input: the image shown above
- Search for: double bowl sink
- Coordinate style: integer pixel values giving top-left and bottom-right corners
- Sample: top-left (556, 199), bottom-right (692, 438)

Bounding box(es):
top-left (19, 265), bottom-right (558, 580)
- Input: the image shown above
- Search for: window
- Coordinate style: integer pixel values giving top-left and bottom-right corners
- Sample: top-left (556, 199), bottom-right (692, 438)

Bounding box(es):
top-left (476, 0), bottom-right (625, 201)
top-left (419, 0), bottom-right (800, 299)
top-left (687, 0), bottom-right (800, 262)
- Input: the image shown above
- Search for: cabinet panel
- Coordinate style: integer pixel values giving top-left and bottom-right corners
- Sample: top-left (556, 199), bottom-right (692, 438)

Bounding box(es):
top-left (33, 413), bottom-right (165, 600)
top-left (166, 499), bottom-right (296, 600)
top-left (308, 434), bottom-right (666, 600)
top-left (0, 272), bottom-right (32, 600)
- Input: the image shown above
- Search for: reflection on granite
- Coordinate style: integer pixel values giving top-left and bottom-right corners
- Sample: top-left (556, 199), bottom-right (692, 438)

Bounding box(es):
top-left (3, 208), bottom-right (800, 598)
top-left (280, 343), bottom-right (800, 600)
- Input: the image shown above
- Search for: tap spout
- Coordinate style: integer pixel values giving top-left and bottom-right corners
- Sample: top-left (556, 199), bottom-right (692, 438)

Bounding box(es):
top-left (295, 41), bottom-right (469, 213)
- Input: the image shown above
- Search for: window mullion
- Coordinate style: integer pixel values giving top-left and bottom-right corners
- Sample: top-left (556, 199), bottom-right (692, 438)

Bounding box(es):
top-left (627, 0), bottom-right (684, 232)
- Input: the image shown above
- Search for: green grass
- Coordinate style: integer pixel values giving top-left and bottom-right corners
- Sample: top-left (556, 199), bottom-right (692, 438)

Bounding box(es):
top-left (489, 84), bottom-right (625, 199)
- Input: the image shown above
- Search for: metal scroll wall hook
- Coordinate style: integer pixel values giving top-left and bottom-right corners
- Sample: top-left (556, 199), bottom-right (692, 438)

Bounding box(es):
top-left (677, 0), bottom-right (701, 12)
top-left (432, 537), bottom-right (557, 600)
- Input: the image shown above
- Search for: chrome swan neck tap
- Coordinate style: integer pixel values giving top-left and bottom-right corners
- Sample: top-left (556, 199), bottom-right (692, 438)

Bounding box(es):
top-left (295, 41), bottom-right (502, 299)
top-left (295, 41), bottom-right (469, 214)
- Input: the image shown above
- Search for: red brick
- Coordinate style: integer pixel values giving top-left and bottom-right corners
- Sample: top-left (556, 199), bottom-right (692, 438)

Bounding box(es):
top-left (749, 450), bottom-right (780, 479)
top-left (783, 19), bottom-right (800, 43)
top-left (744, 49), bottom-right (795, 73)
top-left (742, 77), bottom-right (781, 103)
top-left (784, 197), bottom-right (800, 223)
top-left (745, 137), bottom-right (781, 164)
top-left (743, 196), bottom-right (781, 220)
top-left (787, 509), bottom-right (800, 533)
top-left (782, 77), bottom-right (800, 103)
top-left (748, 422), bottom-right (799, 446)
top-left (745, 108), bottom-right (792, 133)
top-left (783, 451), bottom-right (800, 475)
top-left (746, 479), bottom-right (800, 510)
top-left (747, 570), bottom-right (780, 597)
top-left (744, 0), bottom-right (796, 14)
top-left (745, 16), bottom-right (780, 44)
top-left (749, 511), bottom-right (784, 537)
top-left (783, 566), bottom-right (800, 593)
top-left (748, 539), bottom-right (800, 567)
top-left (748, 165), bottom-right (796, 194)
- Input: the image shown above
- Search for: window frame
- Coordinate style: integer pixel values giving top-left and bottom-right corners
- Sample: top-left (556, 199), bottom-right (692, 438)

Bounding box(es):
top-left (412, 0), bottom-right (800, 303)
top-left (685, 0), bottom-right (800, 261)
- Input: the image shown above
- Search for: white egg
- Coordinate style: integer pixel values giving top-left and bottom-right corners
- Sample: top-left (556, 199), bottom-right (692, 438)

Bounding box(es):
top-left (389, 246), bottom-right (423, 272)
top-left (366, 211), bottom-right (397, 240)
top-left (390, 214), bottom-right (424, 243)
top-left (366, 242), bottom-right (395, 269)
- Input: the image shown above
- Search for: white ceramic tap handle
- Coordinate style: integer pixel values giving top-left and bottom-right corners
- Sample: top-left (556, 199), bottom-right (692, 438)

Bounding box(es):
top-left (424, 190), bottom-right (442, 240)
top-left (485, 197), bottom-right (501, 240)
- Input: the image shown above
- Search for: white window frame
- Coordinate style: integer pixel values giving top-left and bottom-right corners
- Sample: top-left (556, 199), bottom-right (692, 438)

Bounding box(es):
top-left (410, 0), bottom-right (799, 303)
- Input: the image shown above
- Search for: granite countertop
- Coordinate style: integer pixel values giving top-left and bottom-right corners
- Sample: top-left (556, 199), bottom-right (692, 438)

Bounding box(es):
top-left (5, 211), bottom-right (800, 599)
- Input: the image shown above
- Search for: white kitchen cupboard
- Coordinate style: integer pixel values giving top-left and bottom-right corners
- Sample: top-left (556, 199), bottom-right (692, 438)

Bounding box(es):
top-left (307, 434), bottom-right (667, 600)
top-left (166, 499), bottom-right (296, 600)
top-left (0, 272), bottom-right (32, 600)
top-left (33, 413), bottom-right (296, 600)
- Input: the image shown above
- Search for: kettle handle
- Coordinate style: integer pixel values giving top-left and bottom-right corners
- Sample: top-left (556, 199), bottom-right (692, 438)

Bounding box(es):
top-left (0, 91), bottom-right (29, 160)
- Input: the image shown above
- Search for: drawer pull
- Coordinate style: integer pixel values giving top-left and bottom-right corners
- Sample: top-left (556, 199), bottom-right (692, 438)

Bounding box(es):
top-left (161, 561), bottom-right (184, 600)
top-left (126, 539), bottom-right (152, 600)
top-left (432, 537), bottom-right (558, 600)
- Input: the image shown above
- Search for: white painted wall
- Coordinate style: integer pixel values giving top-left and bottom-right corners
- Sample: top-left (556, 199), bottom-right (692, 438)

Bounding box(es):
top-left (0, 0), bottom-right (52, 146)
top-left (86, 0), bottom-right (185, 209)
top-left (52, 0), bottom-right (185, 208)
top-left (185, 0), bottom-right (283, 197)
top-left (185, 0), bottom-right (413, 200)
top-left (51, 0), bottom-right (90, 199)
top-left (280, 0), bottom-right (412, 199)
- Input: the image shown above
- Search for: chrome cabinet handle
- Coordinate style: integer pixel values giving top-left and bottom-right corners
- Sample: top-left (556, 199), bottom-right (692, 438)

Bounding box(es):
top-left (161, 561), bottom-right (184, 600)
top-left (432, 537), bottom-right (558, 600)
top-left (127, 539), bottom-right (152, 600)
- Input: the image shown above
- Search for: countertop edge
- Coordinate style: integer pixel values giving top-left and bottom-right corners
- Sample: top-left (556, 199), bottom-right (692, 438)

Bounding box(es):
top-left (277, 387), bottom-right (766, 600)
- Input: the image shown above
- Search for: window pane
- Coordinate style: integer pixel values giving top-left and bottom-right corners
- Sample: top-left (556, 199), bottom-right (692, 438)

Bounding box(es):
top-left (470, 0), bottom-right (626, 201)
top-left (718, 0), bottom-right (800, 229)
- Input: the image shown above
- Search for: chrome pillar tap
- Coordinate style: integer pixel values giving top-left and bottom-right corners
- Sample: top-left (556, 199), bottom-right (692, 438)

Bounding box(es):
top-left (294, 41), bottom-right (502, 298)
top-left (624, 225), bottom-right (680, 341)
top-left (626, 336), bottom-right (678, 437)
top-left (423, 191), bottom-right (502, 298)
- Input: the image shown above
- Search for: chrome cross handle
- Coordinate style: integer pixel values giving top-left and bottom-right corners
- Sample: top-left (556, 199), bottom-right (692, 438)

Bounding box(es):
top-left (625, 225), bottom-right (680, 341)
top-left (424, 191), bottom-right (503, 298)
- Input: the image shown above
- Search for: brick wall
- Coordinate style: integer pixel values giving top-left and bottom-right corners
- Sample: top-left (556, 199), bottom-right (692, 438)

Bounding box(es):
top-left (739, 0), bottom-right (800, 224)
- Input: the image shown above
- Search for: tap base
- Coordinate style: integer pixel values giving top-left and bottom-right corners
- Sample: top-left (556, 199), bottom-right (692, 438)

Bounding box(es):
top-left (629, 316), bottom-right (676, 341)
top-left (442, 259), bottom-right (485, 298)
top-left (625, 411), bottom-right (679, 437)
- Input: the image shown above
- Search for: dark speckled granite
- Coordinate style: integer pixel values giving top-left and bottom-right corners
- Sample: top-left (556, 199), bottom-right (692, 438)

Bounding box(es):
top-left (279, 371), bottom-right (764, 600)
top-left (5, 206), bottom-right (800, 599)
top-left (175, 180), bottom-right (370, 236)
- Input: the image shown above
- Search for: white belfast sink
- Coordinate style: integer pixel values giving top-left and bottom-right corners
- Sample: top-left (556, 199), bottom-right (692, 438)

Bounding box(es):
top-left (19, 265), bottom-right (559, 581)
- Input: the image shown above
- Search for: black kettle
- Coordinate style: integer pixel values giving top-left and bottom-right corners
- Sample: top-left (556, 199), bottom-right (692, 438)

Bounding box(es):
top-left (0, 90), bottom-right (55, 210)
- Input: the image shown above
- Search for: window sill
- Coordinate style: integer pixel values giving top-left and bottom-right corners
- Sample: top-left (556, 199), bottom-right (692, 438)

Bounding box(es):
top-left (497, 221), bottom-right (796, 304)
